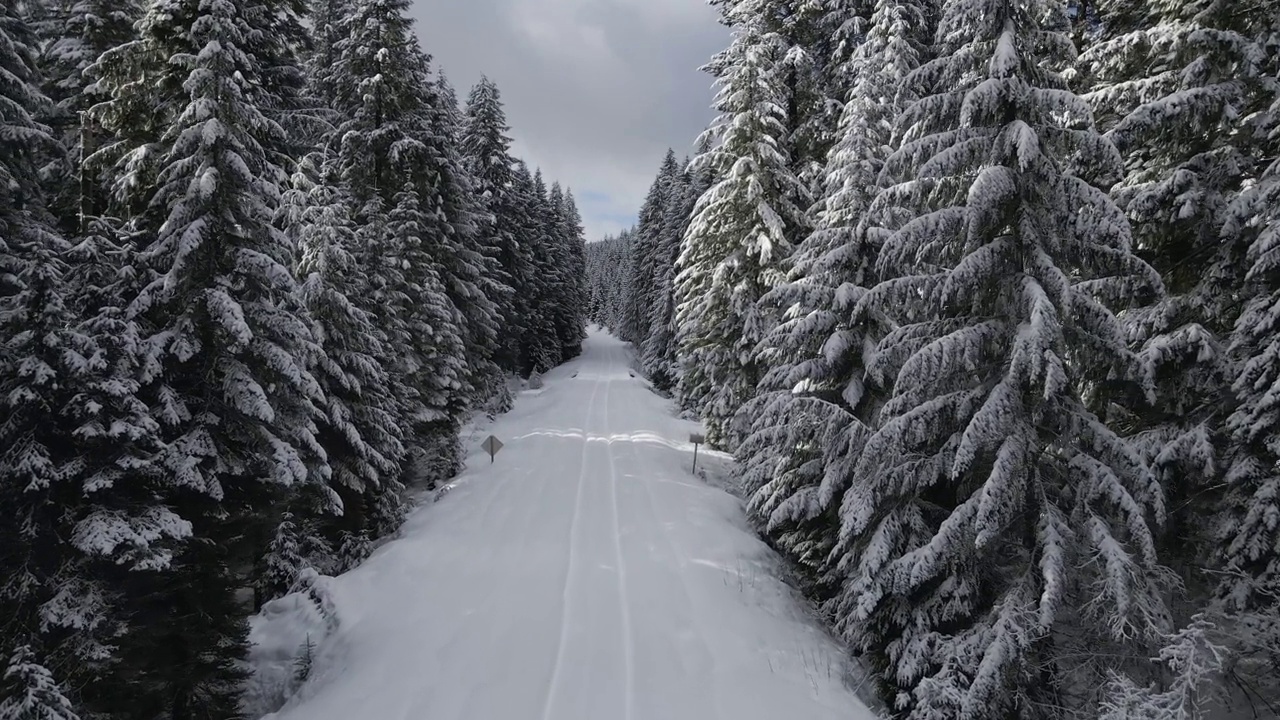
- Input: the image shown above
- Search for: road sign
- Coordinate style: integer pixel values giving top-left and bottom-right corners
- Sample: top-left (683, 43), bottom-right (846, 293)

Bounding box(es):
top-left (690, 433), bottom-right (706, 473)
top-left (482, 435), bottom-right (504, 463)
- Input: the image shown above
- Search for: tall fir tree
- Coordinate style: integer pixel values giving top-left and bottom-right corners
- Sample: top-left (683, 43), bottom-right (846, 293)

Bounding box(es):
top-left (832, 0), bottom-right (1171, 715)
top-left (463, 76), bottom-right (526, 376)
top-left (627, 151), bottom-right (678, 351)
top-left (36, 0), bottom-right (142, 230)
top-left (324, 0), bottom-right (493, 464)
top-left (1215, 35), bottom-right (1280, 698)
top-left (87, 0), bottom-right (331, 713)
top-left (737, 0), bottom-right (937, 605)
top-left (387, 184), bottom-right (469, 485)
top-left (305, 0), bottom-right (350, 108)
top-left (520, 169), bottom-right (563, 375)
top-left (675, 0), bottom-right (807, 448)
top-left (417, 69), bottom-right (502, 405)
top-left (1, 5), bottom-right (187, 716)
top-left (555, 188), bottom-right (588, 360)
top-left (289, 157), bottom-right (408, 548)
top-left (1079, 0), bottom-right (1280, 596)
top-left (641, 159), bottom-right (699, 392)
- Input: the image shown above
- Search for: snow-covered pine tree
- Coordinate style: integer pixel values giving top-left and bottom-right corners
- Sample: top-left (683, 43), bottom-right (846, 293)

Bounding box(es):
top-left (329, 0), bottom-right (500, 415)
top-left (520, 169), bottom-right (564, 375)
top-left (350, 194), bottom-right (428, 458)
top-left (324, 0), bottom-right (492, 478)
top-left (463, 76), bottom-right (526, 376)
top-left (737, 0), bottom-right (937, 594)
top-left (0, 645), bottom-right (78, 720)
top-left (626, 151), bottom-right (679, 349)
top-left (260, 511), bottom-right (306, 600)
top-left (305, 0), bottom-right (350, 108)
top-left (244, 0), bottom-right (317, 162)
top-left (35, 0), bottom-right (142, 231)
top-left (832, 0), bottom-right (1171, 714)
top-left (773, 0), bottom-right (866, 206)
top-left (555, 188), bottom-right (588, 360)
top-left (87, 0), bottom-right (331, 712)
top-left (675, 0), bottom-right (807, 448)
top-left (507, 162), bottom-right (555, 375)
top-left (290, 157), bottom-right (408, 543)
top-left (387, 183), bottom-right (468, 486)
top-left (416, 71), bottom-right (502, 408)
top-left (1079, 0), bottom-right (1280, 594)
top-left (1217, 76), bottom-right (1280, 703)
top-left (641, 161), bottom-right (697, 392)
top-left (0, 2), bottom-right (80, 659)
top-left (44, 219), bottom-right (195, 712)
top-left (327, 0), bottom-right (430, 200)
top-left (543, 182), bottom-right (575, 360)
top-left (0, 9), bottom-right (188, 715)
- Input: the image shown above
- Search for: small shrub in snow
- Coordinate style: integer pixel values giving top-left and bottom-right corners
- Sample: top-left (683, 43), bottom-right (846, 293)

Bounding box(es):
top-left (0, 646), bottom-right (79, 720)
top-left (293, 635), bottom-right (317, 685)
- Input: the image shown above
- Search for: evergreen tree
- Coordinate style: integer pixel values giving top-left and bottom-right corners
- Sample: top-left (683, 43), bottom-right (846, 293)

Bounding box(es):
top-left (675, 0), bottom-right (807, 448)
top-left (327, 0), bottom-right (432, 201)
top-left (88, 0), bottom-right (330, 713)
top-left (387, 184), bottom-right (468, 485)
top-left (519, 169), bottom-right (562, 374)
top-left (419, 73), bottom-right (502, 405)
top-left (463, 76), bottom-right (525, 374)
top-left (555, 188), bottom-right (588, 360)
top-left (259, 511), bottom-right (306, 600)
top-left (774, 0), bottom-right (865, 204)
top-left (0, 645), bottom-right (78, 720)
top-left (0, 0), bottom-right (81, 661)
top-left (305, 0), bottom-right (350, 108)
top-left (0, 8), bottom-right (185, 714)
top-left (325, 0), bottom-right (496, 458)
top-left (290, 158), bottom-right (407, 542)
top-left (1080, 0), bottom-right (1279, 593)
top-left (737, 0), bottom-right (936, 602)
top-left (1217, 97), bottom-right (1280, 691)
top-left (641, 161), bottom-right (697, 391)
top-left (833, 0), bottom-right (1168, 715)
top-left (246, 0), bottom-right (319, 163)
top-left (36, 0), bottom-right (142, 230)
top-left (544, 182), bottom-right (570, 357)
top-left (626, 151), bottom-right (679, 348)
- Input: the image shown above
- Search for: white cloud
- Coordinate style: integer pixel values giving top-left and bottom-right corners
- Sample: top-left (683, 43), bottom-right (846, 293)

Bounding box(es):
top-left (410, 0), bottom-right (726, 239)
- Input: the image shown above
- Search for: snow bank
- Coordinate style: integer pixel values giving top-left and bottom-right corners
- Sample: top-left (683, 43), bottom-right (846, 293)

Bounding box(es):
top-left (242, 570), bottom-right (342, 717)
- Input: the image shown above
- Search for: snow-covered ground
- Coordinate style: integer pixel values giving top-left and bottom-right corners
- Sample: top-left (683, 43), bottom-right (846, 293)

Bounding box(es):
top-left (251, 328), bottom-right (879, 720)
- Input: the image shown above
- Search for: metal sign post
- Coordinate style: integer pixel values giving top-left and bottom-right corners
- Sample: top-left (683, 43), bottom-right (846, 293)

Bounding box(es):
top-left (689, 432), bottom-right (705, 474)
top-left (482, 435), bottom-right (504, 463)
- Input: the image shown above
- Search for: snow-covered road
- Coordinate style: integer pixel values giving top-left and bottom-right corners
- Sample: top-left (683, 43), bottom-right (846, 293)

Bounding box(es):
top-left (258, 329), bottom-right (878, 720)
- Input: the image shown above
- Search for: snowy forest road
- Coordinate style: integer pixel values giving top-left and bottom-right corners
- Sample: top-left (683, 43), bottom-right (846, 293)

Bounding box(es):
top-left (260, 329), bottom-right (879, 720)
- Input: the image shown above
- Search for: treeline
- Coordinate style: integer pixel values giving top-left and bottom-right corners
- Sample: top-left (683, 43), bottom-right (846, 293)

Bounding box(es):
top-left (0, 0), bottom-right (584, 716)
top-left (589, 0), bottom-right (1280, 717)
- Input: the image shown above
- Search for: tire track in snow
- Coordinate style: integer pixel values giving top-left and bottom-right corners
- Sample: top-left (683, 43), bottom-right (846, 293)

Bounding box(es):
top-left (432, 427), bottom-right (561, 671)
top-left (614, 392), bottom-right (726, 720)
top-left (540, 373), bottom-right (606, 720)
top-left (602, 360), bottom-right (636, 720)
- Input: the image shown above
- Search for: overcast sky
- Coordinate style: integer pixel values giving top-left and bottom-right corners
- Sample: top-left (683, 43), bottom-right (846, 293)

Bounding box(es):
top-left (409, 0), bottom-right (727, 240)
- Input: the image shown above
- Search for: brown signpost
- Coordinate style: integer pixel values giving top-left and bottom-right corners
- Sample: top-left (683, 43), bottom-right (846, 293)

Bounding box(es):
top-left (689, 432), bottom-right (705, 474)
